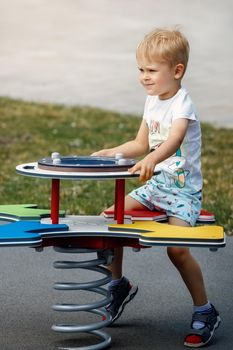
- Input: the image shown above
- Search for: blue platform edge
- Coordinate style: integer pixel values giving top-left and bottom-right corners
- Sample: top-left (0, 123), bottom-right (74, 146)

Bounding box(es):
top-left (0, 221), bottom-right (69, 247)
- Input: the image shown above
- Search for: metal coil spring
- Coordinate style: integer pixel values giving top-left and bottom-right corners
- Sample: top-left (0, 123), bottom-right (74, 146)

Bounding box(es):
top-left (52, 247), bottom-right (113, 350)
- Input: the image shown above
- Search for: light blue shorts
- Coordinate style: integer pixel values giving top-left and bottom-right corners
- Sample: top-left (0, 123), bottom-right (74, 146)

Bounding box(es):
top-left (129, 171), bottom-right (202, 226)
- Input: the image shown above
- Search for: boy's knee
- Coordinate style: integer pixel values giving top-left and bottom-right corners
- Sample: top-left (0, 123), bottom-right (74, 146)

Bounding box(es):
top-left (167, 247), bottom-right (190, 266)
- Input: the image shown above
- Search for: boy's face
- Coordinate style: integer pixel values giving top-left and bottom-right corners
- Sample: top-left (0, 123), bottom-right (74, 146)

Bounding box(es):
top-left (137, 58), bottom-right (183, 99)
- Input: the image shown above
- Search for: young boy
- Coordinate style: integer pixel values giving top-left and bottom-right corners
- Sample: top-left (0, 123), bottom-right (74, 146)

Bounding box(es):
top-left (92, 27), bottom-right (221, 347)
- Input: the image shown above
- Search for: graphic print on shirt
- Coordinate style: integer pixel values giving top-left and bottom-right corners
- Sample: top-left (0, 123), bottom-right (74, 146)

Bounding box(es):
top-left (149, 117), bottom-right (189, 188)
top-left (167, 149), bottom-right (190, 188)
top-left (173, 148), bottom-right (188, 188)
top-left (155, 150), bottom-right (189, 188)
top-left (150, 120), bottom-right (160, 134)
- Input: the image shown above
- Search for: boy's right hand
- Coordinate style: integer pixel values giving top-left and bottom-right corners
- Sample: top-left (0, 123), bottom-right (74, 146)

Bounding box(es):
top-left (128, 153), bottom-right (156, 182)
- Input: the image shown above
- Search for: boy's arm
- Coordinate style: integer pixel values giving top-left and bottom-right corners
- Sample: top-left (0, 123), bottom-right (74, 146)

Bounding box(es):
top-left (92, 119), bottom-right (149, 158)
top-left (129, 118), bottom-right (189, 181)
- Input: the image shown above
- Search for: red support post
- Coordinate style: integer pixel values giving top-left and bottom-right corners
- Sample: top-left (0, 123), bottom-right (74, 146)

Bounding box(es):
top-left (114, 179), bottom-right (125, 224)
top-left (51, 179), bottom-right (60, 224)
top-left (114, 180), bottom-right (118, 220)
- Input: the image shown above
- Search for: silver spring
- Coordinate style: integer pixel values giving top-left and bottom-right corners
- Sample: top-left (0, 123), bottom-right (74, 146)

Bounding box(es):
top-left (52, 247), bottom-right (113, 350)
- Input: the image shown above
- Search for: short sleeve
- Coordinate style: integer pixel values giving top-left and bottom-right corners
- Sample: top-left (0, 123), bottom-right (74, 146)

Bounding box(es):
top-left (172, 89), bottom-right (198, 122)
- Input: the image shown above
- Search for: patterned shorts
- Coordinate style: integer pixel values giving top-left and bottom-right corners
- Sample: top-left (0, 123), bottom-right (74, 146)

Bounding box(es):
top-left (129, 171), bottom-right (202, 226)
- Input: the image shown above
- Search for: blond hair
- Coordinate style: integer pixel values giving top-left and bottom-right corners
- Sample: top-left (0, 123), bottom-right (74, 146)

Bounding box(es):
top-left (136, 27), bottom-right (190, 74)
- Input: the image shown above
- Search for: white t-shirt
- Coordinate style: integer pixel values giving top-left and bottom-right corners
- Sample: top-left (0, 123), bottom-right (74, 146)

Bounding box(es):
top-left (143, 87), bottom-right (202, 191)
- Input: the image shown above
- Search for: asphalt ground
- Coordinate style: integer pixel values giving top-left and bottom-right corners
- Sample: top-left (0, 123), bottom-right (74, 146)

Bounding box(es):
top-left (0, 234), bottom-right (232, 350)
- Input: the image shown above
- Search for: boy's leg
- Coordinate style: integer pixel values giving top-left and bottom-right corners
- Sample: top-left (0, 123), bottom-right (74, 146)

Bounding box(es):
top-left (167, 216), bottom-right (221, 347)
top-left (107, 195), bottom-right (148, 279)
top-left (167, 217), bottom-right (208, 306)
top-left (106, 195), bottom-right (147, 323)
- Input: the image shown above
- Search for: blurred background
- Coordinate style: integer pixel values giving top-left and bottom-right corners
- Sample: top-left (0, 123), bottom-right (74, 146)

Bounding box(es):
top-left (0, 0), bottom-right (232, 127)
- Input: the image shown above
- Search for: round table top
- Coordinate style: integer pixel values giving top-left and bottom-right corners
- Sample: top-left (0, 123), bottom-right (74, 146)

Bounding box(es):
top-left (37, 155), bottom-right (136, 173)
top-left (16, 162), bottom-right (148, 180)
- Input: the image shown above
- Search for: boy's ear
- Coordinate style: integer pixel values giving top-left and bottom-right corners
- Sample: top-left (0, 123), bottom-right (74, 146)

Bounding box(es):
top-left (174, 63), bottom-right (185, 79)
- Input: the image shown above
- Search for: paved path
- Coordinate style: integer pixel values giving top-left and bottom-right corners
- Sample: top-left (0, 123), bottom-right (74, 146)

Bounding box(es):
top-left (0, 235), bottom-right (232, 349)
top-left (0, 0), bottom-right (233, 127)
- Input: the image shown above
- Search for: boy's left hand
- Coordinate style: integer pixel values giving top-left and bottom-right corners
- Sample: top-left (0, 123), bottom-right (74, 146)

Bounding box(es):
top-left (128, 154), bottom-right (156, 182)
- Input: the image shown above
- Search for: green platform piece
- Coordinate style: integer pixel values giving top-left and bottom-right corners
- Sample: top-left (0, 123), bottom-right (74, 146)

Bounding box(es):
top-left (0, 204), bottom-right (65, 221)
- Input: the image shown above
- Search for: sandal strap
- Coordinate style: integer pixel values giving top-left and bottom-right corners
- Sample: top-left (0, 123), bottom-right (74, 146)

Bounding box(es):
top-left (192, 313), bottom-right (211, 323)
top-left (192, 312), bottom-right (214, 325)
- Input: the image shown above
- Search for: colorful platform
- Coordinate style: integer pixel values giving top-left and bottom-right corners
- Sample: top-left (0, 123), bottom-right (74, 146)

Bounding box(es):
top-left (104, 208), bottom-right (216, 223)
top-left (0, 220), bottom-right (68, 247)
top-left (109, 220), bottom-right (225, 248)
top-left (0, 211), bottom-right (225, 249)
top-left (0, 204), bottom-right (65, 221)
